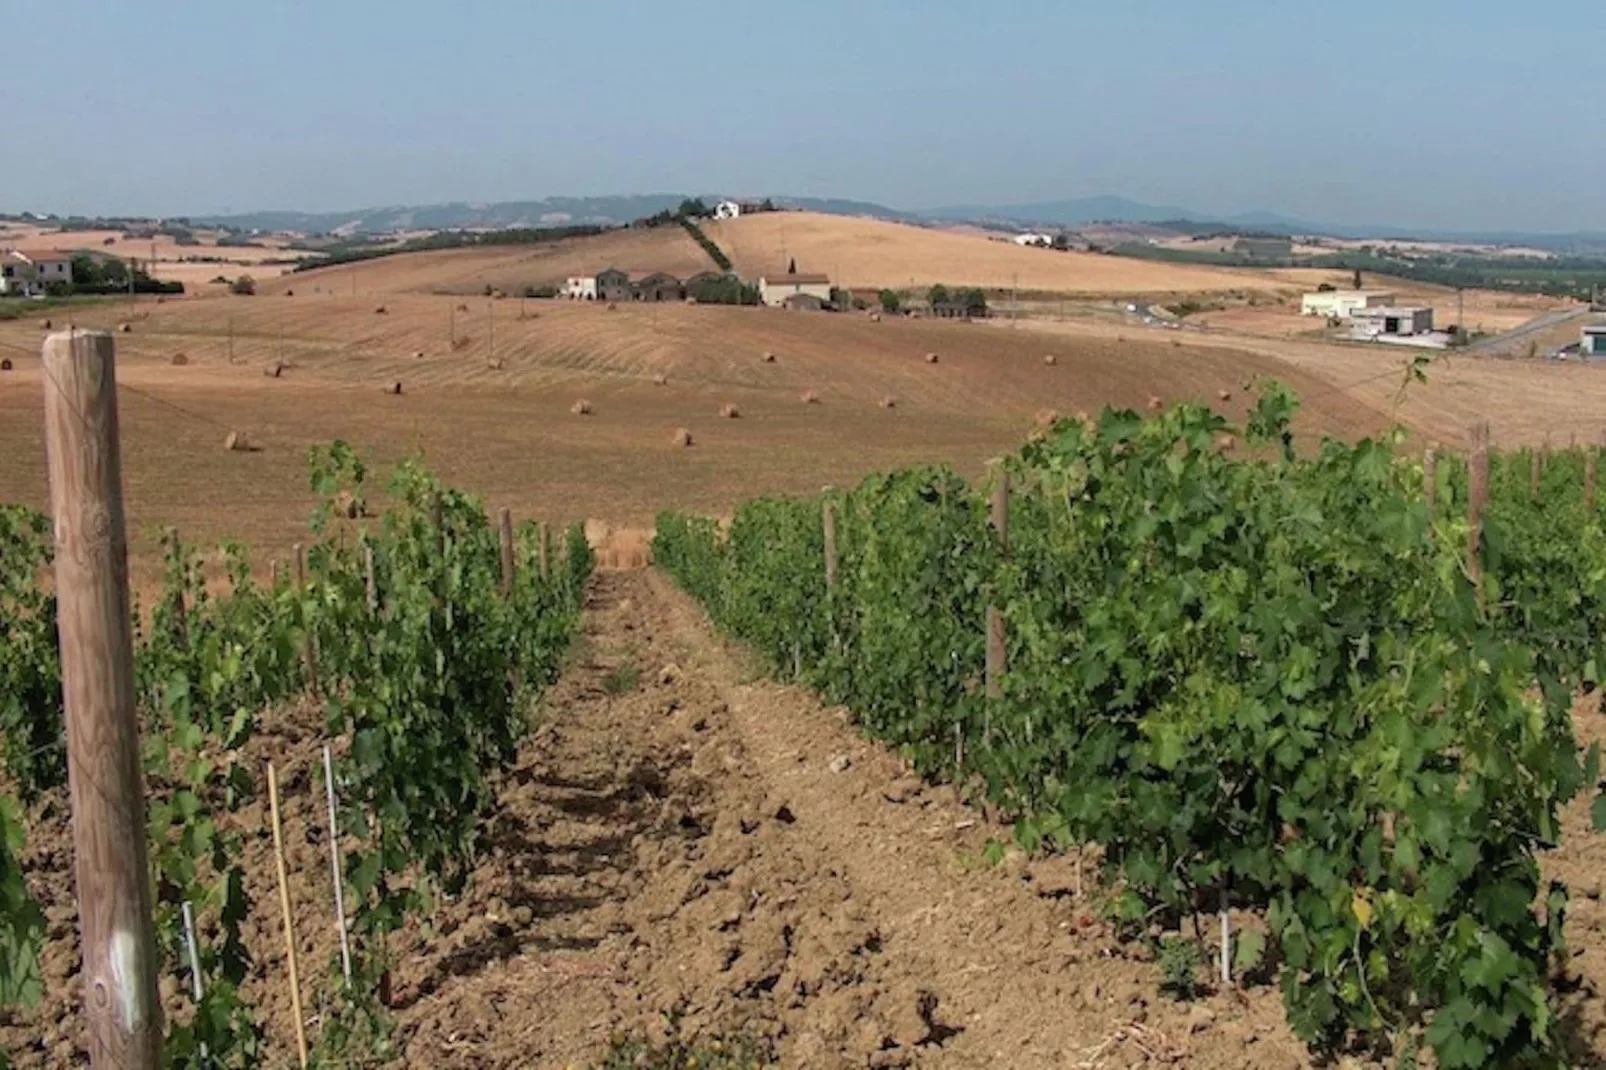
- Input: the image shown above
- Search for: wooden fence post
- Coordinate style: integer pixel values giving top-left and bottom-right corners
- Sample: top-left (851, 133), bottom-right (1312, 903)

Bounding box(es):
top-left (1587, 448), bottom-right (1599, 514)
top-left (163, 526), bottom-right (188, 646)
top-left (41, 329), bottom-right (163, 1068)
top-left (293, 543), bottom-right (319, 695)
top-left (498, 507), bottom-right (516, 597)
top-left (985, 470), bottom-right (1009, 703)
top-left (1422, 447), bottom-right (1436, 515)
top-left (822, 501), bottom-right (838, 591)
top-left (1468, 423), bottom-right (1490, 589)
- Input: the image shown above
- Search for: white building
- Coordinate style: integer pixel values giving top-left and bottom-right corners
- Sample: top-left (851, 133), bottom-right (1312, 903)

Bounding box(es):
top-left (1582, 321), bottom-right (1606, 358)
top-left (759, 272), bottom-right (832, 308)
top-left (0, 248), bottom-right (73, 295)
top-left (1350, 305), bottom-right (1435, 340)
top-left (563, 275), bottom-right (598, 300)
top-left (1301, 289), bottom-right (1396, 318)
top-left (713, 200), bottom-right (742, 221)
top-left (1012, 233), bottom-right (1053, 247)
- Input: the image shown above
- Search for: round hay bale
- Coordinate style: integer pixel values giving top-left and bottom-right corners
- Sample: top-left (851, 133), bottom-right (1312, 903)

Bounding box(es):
top-left (0, 359), bottom-right (12, 372)
top-left (671, 427), bottom-right (694, 447)
top-left (488, 358), bottom-right (505, 370)
top-left (801, 390), bottom-right (820, 404)
top-left (40, 319), bottom-right (51, 330)
top-left (1043, 354), bottom-right (1058, 366)
top-left (762, 351), bottom-right (776, 363)
top-left (492, 290), bottom-right (506, 299)
top-left (265, 363), bottom-right (284, 378)
top-left (118, 322), bottom-right (132, 334)
top-left (170, 353), bottom-right (189, 367)
top-left (869, 312), bottom-right (881, 322)
top-left (223, 431), bottom-right (246, 452)
top-left (719, 403), bottom-right (740, 419)
top-left (1217, 388), bottom-right (1232, 401)
top-left (374, 305), bottom-right (388, 315)
top-left (571, 399), bottom-right (593, 416)
top-left (413, 350), bottom-right (425, 359)
top-left (651, 373), bottom-right (667, 386)
top-left (284, 289), bottom-right (293, 297)
top-left (1146, 395), bottom-right (1163, 411)
top-left (924, 352), bottom-right (939, 364)
top-left (386, 381), bottom-right (403, 395)
top-left (879, 395), bottom-right (897, 409)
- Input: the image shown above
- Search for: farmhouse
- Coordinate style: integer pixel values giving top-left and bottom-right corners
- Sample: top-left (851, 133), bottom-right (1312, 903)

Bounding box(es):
top-left (759, 271), bottom-right (832, 308)
top-left (1300, 289), bottom-right (1397, 318)
top-left (563, 275), bottom-right (598, 300)
top-left (595, 268), bottom-right (633, 303)
top-left (713, 200), bottom-right (742, 221)
top-left (1584, 321), bottom-right (1606, 358)
top-left (632, 271), bottom-right (684, 302)
top-left (782, 292), bottom-right (825, 311)
top-left (1012, 233), bottom-right (1054, 247)
top-left (1350, 306), bottom-right (1435, 340)
top-left (0, 248), bottom-right (73, 296)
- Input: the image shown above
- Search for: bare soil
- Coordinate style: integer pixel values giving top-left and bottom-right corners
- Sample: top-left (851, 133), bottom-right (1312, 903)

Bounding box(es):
top-left (6, 570), bottom-right (1605, 1068)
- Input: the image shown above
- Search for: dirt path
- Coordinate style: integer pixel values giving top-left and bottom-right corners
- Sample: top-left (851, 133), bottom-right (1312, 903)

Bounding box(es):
top-left (390, 570), bottom-right (1314, 1069)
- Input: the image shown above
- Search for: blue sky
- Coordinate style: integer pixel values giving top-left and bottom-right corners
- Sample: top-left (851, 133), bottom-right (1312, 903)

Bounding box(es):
top-left (5, 0), bottom-right (1600, 231)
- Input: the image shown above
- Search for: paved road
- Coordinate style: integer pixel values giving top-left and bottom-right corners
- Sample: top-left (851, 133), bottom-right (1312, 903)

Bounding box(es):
top-left (1466, 306), bottom-right (1591, 356)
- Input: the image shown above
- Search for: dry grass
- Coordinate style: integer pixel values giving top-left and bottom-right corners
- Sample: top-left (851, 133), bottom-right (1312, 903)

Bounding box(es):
top-left (707, 211), bottom-right (1301, 294)
top-left (0, 292), bottom-right (1415, 584)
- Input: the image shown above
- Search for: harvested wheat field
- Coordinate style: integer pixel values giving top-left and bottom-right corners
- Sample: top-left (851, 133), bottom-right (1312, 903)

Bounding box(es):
top-left (707, 211), bottom-right (1298, 295)
top-left (0, 294), bottom-right (1388, 583)
top-left (269, 224), bottom-right (712, 297)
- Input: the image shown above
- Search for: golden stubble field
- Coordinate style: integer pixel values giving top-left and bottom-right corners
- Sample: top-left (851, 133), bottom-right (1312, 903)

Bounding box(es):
top-left (0, 290), bottom-right (1390, 582)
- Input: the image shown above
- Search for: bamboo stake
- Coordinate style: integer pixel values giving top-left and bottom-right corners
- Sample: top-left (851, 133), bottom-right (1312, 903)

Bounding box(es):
top-left (267, 762), bottom-right (310, 1068)
top-left (322, 746), bottom-right (352, 986)
top-left (1219, 889), bottom-right (1231, 986)
top-left (181, 901), bottom-right (208, 1065)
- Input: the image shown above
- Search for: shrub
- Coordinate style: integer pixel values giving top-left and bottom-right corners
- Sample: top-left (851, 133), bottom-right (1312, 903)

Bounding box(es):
top-left (230, 275), bottom-right (256, 296)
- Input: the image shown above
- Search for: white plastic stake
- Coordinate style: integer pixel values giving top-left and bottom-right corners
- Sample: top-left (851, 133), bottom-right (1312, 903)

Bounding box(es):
top-left (181, 901), bottom-right (204, 1002)
top-left (323, 745), bottom-right (353, 985)
top-left (182, 901), bottom-right (208, 1065)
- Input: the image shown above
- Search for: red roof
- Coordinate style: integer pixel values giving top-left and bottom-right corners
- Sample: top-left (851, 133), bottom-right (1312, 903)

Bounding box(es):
top-left (13, 248), bottom-right (72, 263)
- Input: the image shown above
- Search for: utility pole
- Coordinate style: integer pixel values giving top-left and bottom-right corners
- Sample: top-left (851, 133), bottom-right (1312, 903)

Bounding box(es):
top-left (41, 329), bottom-right (163, 1069)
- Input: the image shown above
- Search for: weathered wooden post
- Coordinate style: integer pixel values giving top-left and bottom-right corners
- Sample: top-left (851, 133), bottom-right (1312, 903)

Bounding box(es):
top-left (41, 329), bottom-right (163, 1069)
top-left (498, 507), bottom-right (516, 597)
top-left (293, 543), bottom-right (319, 695)
top-left (985, 470), bottom-right (1009, 702)
top-left (822, 501), bottom-right (838, 591)
top-left (1468, 423), bottom-right (1490, 589)
top-left (1587, 449), bottom-right (1599, 514)
top-left (1422, 447), bottom-right (1436, 514)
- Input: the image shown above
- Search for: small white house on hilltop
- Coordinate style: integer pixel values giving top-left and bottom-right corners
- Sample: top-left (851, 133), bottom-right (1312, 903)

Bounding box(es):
top-left (713, 200), bottom-right (742, 221)
top-left (1012, 233), bottom-right (1054, 247)
top-left (759, 271), bottom-right (832, 308)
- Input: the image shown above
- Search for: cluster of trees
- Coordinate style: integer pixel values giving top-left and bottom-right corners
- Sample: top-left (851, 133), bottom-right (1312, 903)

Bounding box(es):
top-left (688, 273), bottom-right (760, 305)
top-left (53, 255), bottom-right (183, 296)
top-left (294, 223), bottom-right (614, 273)
top-left (928, 283), bottom-right (989, 313)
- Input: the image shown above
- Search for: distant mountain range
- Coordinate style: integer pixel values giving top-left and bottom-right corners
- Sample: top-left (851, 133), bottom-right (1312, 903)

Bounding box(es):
top-left (189, 194), bottom-right (1606, 254)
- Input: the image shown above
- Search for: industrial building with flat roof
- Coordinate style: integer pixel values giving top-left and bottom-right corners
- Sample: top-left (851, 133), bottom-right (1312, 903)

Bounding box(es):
top-left (1584, 321), bottom-right (1606, 357)
top-left (1300, 289), bottom-right (1397, 318)
top-left (1351, 306), bottom-right (1435, 339)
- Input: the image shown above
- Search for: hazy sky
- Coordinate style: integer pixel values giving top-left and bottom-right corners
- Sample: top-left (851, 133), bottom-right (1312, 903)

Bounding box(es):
top-left (5, 0), bottom-right (1600, 231)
